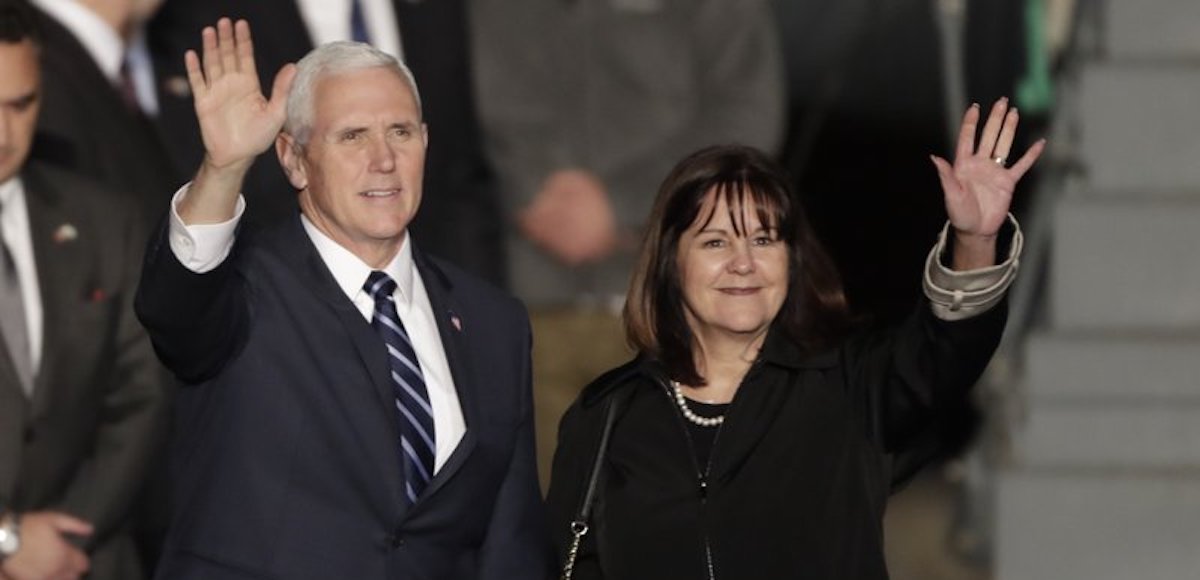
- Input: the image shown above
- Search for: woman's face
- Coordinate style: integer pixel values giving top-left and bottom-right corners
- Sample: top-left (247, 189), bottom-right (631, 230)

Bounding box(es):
top-left (676, 191), bottom-right (789, 346)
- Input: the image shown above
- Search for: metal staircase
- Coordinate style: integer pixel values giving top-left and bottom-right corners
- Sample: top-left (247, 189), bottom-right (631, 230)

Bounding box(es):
top-left (994, 1), bottom-right (1200, 577)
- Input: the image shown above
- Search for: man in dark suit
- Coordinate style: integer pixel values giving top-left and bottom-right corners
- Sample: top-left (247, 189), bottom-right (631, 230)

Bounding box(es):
top-left (25, 0), bottom-right (177, 226)
top-left (147, 0), bottom-right (506, 286)
top-left (134, 18), bottom-right (552, 579)
top-left (0, 3), bottom-right (167, 579)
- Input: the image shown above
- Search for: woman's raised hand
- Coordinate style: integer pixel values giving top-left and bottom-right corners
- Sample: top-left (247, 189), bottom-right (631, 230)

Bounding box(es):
top-left (931, 98), bottom-right (1045, 241)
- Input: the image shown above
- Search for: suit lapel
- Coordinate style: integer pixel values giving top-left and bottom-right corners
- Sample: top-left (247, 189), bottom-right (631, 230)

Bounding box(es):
top-left (275, 222), bottom-right (482, 512)
top-left (410, 249), bottom-right (479, 503)
top-left (0, 167), bottom-right (69, 501)
top-left (0, 326), bottom-right (26, 501)
top-left (0, 345), bottom-right (23, 403)
top-left (274, 218), bottom-right (405, 507)
top-left (708, 335), bottom-right (839, 483)
top-left (22, 169), bottom-right (81, 421)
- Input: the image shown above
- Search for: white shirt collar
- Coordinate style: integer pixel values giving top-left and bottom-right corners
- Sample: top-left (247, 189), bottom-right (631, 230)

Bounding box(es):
top-left (0, 177), bottom-right (22, 211)
top-left (31, 0), bottom-right (125, 82)
top-left (299, 214), bottom-right (416, 310)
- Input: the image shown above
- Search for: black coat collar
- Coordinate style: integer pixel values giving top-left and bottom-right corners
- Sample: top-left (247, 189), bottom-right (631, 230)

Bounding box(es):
top-left (579, 325), bottom-right (840, 408)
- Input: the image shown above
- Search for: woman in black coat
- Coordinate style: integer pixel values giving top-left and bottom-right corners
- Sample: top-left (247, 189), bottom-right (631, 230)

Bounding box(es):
top-left (546, 99), bottom-right (1044, 579)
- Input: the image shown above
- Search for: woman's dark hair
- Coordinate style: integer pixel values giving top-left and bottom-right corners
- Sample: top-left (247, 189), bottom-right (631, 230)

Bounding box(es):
top-left (623, 144), bottom-right (851, 385)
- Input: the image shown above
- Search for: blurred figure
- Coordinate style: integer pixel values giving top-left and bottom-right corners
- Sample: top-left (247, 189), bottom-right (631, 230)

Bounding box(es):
top-left (25, 0), bottom-right (177, 225)
top-left (774, 0), bottom-right (1040, 325)
top-left (471, 0), bottom-right (786, 486)
top-left (0, 2), bottom-right (167, 579)
top-left (546, 100), bottom-right (1042, 578)
top-left (148, 0), bottom-right (505, 285)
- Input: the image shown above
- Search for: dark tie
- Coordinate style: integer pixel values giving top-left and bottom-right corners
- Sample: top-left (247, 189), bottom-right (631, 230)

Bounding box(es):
top-left (350, 0), bottom-right (371, 44)
top-left (364, 271), bottom-right (435, 504)
top-left (118, 60), bottom-right (140, 113)
top-left (0, 201), bottom-right (32, 395)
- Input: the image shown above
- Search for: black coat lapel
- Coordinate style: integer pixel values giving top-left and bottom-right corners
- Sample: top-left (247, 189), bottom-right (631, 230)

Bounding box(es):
top-left (410, 248), bottom-right (478, 502)
top-left (708, 331), bottom-right (839, 483)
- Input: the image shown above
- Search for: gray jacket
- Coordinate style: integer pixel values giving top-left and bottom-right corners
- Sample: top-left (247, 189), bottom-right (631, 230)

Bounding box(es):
top-left (472, 0), bottom-right (786, 306)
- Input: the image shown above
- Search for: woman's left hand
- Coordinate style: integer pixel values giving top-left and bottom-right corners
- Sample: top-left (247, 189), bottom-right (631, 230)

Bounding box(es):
top-left (931, 98), bottom-right (1045, 239)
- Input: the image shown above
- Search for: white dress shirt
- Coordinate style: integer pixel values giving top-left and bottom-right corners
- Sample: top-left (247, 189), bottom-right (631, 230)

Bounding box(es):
top-left (294, 0), bottom-right (404, 60)
top-left (0, 178), bottom-right (44, 377)
top-left (167, 186), bottom-right (466, 472)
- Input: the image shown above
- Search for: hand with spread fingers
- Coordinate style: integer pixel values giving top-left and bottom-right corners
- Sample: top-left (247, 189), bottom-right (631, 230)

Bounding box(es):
top-left (179, 18), bottom-right (296, 224)
top-left (187, 18), bottom-right (295, 172)
top-left (931, 98), bottom-right (1045, 269)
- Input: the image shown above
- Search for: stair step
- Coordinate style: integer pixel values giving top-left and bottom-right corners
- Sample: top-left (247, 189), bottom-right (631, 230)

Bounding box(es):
top-left (1080, 64), bottom-right (1200, 191)
top-left (1014, 403), bottom-right (1200, 468)
top-left (1050, 197), bottom-right (1200, 329)
top-left (996, 470), bottom-right (1200, 580)
top-left (1107, 0), bottom-right (1200, 59)
top-left (1024, 332), bottom-right (1200, 399)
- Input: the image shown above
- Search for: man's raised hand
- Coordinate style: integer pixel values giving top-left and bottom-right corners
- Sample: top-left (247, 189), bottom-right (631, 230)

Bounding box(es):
top-left (186, 18), bottom-right (295, 172)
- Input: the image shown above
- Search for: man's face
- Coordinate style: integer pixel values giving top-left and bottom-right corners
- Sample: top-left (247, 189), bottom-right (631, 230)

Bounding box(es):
top-left (0, 40), bottom-right (40, 183)
top-left (283, 67), bottom-right (427, 265)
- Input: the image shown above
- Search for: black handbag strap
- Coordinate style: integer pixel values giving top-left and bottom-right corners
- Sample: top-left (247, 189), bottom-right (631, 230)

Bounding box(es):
top-left (575, 387), bottom-right (627, 523)
top-left (562, 387), bottom-right (631, 580)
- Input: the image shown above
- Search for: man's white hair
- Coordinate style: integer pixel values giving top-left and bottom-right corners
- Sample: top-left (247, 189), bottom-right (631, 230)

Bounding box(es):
top-left (284, 41), bottom-right (422, 145)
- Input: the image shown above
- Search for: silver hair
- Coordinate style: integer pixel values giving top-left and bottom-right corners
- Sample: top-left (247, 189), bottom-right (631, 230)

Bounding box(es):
top-left (284, 41), bottom-right (423, 145)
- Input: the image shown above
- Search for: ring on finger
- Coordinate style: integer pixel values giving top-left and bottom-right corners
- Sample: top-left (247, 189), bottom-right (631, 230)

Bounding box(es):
top-left (993, 156), bottom-right (1007, 166)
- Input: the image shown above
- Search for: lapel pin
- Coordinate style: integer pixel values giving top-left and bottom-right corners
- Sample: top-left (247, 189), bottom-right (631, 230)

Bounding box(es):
top-left (52, 223), bottom-right (78, 243)
top-left (89, 288), bottom-right (107, 303)
top-left (450, 313), bottom-right (462, 332)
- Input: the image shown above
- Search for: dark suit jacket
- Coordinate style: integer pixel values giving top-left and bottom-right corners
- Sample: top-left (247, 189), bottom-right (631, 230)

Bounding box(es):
top-left (148, 0), bottom-right (506, 286)
top-left (134, 214), bottom-right (553, 579)
top-left (0, 163), bottom-right (167, 580)
top-left (29, 7), bottom-right (179, 227)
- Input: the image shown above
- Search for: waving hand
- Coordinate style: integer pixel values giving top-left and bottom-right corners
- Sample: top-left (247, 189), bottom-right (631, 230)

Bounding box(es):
top-left (178, 18), bottom-right (295, 224)
top-left (186, 18), bottom-right (295, 170)
top-left (931, 98), bottom-right (1045, 268)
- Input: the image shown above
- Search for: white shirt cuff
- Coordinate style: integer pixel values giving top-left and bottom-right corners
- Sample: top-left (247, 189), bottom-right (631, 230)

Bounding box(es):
top-left (167, 183), bottom-right (245, 274)
top-left (922, 214), bottom-right (1023, 321)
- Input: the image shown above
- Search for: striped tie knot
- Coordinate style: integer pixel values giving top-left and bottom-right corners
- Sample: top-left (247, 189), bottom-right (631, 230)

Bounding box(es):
top-left (365, 270), bottom-right (398, 302)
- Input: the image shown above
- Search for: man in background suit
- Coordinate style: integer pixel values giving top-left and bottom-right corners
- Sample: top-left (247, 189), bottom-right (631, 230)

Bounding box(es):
top-left (471, 0), bottom-right (786, 486)
top-left (135, 19), bottom-right (551, 579)
top-left (148, 0), bottom-right (505, 286)
top-left (0, 2), bottom-right (167, 579)
top-left (25, 0), bottom-right (177, 225)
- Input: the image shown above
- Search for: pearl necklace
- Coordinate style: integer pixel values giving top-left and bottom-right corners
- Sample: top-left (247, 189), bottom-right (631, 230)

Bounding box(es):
top-left (670, 381), bottom-right (725, 427)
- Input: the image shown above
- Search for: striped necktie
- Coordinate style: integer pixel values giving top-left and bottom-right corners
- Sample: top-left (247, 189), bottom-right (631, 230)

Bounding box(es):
top-left (364, 271), bottom-right (435, 505)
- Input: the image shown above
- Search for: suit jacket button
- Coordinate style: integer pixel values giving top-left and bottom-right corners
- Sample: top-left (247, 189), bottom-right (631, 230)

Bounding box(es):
top-left (23, 427), bottom-right (34, 444)
top-left (388, 532), bottom-right (404, 549)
